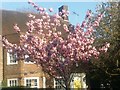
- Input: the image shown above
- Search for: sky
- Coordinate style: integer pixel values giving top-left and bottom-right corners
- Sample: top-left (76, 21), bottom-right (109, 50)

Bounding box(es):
top-left (1, 0), bottom-right (100, 25)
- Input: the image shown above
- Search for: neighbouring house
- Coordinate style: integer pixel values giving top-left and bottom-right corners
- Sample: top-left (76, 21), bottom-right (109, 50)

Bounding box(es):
top-left (0, 5), bottom-right (87, 89)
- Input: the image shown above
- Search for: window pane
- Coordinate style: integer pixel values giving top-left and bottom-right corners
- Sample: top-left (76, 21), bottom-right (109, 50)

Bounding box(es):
top-left (29, 79), bottom-right (31, 86)
top-left (10, 81), bottom-right (11, 86)
top-left (12, 80), bottom-right (14, 86)
top-left (34, 79), bottom-right (37, 86)
top-left (15, 80), bottom-right (17, 86)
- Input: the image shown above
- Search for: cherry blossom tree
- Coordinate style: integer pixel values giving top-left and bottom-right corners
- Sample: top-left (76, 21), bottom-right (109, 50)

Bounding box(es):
top-left (2, 0), bottom-right (110, 89)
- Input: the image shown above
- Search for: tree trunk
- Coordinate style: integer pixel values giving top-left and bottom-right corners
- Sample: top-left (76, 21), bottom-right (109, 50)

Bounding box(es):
top-left (65, 81), bottom-right (70, 90)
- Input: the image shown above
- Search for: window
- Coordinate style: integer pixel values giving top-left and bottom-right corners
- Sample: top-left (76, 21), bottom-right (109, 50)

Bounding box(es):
top-left (24, 55), bottom-right (34, 64)
top-left (7, 52), bottom-right (18, 65)
top-left (24, 77), bottom-right (39, 88)
top-left (7, 78), bottom-right (18, 87)
top-left (54, 77), bottom-right (65, 90)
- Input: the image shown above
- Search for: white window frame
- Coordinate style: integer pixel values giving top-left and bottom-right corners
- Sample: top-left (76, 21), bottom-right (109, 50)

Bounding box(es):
top-left (7, 52), bottom-right (18, 65)
top-left (7, 78), bottom-right (18, 87)
top-left (24, 60), bottom-right (34, 64)
top-left (43, 77), bottom-right (46, 88)
top-left (24, 77), bottom-right (39, 88)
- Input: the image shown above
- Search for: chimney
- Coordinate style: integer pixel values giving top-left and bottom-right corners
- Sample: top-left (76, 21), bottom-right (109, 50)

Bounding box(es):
top-left (59, 5), bottom-right (69, 21)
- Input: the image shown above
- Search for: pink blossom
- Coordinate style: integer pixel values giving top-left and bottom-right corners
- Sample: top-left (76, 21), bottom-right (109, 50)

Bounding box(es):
top-left (93, 21), bottom-right (99, 27)
top-left (14, 24), bottom-right (20, 33)
top-left (103, 48), bottom-right (108, 52)
top-left (53, 14), bottom-right (61, 19)
top-left (57, 31), bottom-right (61, 36)
top-left (63, 24), bottom-right (69, 32)
top-left (43, 8), bottom-right (46, 11)
top-left (38, 7), bottom-right (44, 11)
top-left (86, 10), bottom-right (92, 19)
top-left (59, 12), bottom-right (62, 16)
top-left (81, 21), bottom-right (86, 27)
top-left (28, 14), bottom-right (35, 18)
top-left (62, 9), bottom-right (66, 14)
top-left (48, 8), bottom-right (54, 12)
top-left (106, 43), bottom-right (110, 48)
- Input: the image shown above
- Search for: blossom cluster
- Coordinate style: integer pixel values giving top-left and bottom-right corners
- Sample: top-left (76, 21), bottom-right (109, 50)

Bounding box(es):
top-left (2, 0), bottom-right (110, 79)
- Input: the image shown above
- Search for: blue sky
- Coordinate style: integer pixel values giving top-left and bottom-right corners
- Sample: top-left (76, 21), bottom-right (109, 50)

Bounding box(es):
top-left (1, 1), bottom-right (99, 25)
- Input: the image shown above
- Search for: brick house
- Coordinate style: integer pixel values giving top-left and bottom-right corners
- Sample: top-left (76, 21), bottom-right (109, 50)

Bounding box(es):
top-left (1, 10), bottom-right (47, 88)
top-left (0, 6), bottom-right (87, 89)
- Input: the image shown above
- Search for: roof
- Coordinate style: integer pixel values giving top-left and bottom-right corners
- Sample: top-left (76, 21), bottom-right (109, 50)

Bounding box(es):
top-left (1, 10), bottom-right (71, 43)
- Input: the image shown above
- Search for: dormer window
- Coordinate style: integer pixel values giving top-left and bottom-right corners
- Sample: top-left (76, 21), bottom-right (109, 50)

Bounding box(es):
top-left (24, 54), bottom-right (34, 64)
